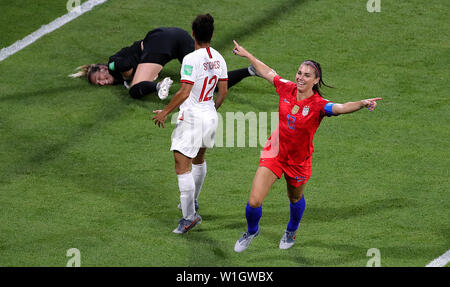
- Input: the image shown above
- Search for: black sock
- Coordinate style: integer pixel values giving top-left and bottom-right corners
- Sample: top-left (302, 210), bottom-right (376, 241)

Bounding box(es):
top-left (227, 67), bottom-right (251, 89)
top-left (214, 67), bottom-right (252, 93)
top-left (129, 81), bottom-right (158, 99)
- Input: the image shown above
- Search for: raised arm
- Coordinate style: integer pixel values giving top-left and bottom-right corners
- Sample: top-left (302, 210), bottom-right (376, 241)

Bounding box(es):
top-left (332, 98), bottom-right (382, 115)
top-left (232, 40), bottom-right (277, 84)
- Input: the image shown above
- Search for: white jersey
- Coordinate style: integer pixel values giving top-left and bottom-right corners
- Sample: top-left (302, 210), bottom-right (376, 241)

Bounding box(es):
top-left (179, 47), bottom-right (228, 112)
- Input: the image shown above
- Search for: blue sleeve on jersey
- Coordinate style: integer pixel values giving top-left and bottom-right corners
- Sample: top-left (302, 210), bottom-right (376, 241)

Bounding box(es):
top-left (324, 102), bottom-right (336, 116)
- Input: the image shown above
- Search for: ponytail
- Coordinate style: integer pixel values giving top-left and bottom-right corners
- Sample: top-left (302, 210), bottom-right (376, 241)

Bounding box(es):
top-left (68, 64), bottom-right (105, 84)
top-left (68, 64), bottom-right (93, 78)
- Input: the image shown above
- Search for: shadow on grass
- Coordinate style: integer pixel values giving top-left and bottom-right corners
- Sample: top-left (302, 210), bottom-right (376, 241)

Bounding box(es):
top-left (213, 0), bottom-right (307, 51)
top-left (174, 230), bottom-right (231, 266)
top-left (302, 198), bottom-right (416, 223)
top-left (0, 88), bottom-right (128, 182)
top-left (0, 84), bottom-right (87, 102)
top-left (252, 239), bottom-right (448, 267)
top-left (184, 197), bottom-right (417, 266)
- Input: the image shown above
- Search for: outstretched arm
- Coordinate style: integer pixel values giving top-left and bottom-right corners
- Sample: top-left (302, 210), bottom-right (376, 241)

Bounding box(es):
top-left (152, 83), bottom-right (193, 128)
top-left (232, 40), bottom-right (277, 84)
top-left (332, 98), bottom-right (382, 115)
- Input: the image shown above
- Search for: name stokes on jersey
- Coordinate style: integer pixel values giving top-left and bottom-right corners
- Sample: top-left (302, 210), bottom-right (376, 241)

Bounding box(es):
top-left (203, 61), bottom-right (220, 71)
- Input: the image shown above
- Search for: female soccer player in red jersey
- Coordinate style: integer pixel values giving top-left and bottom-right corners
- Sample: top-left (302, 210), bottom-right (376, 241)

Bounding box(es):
top-left (231, 40), bottom-right (382, 252)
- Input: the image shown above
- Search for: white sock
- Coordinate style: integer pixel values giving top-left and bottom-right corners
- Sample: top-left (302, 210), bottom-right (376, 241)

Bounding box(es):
top-left (192, 161), bottom-right (207, 201)
top-left (178, 172), bottom-right (196, 220)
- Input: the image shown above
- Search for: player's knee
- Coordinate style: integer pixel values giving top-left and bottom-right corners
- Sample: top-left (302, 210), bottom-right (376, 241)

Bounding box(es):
top-left (287, 192), bottom-right (303, 204)
top-left (192, 150), bottom-right (206, 165)
top-left (192, 158), bottom-right (204, 165)
top-left (248, 197), bottom-right (263, 208)
top-left (129, 84), bottom-right (143, 99)
top-left (174, 152), bottom-right (191, 175)
top-left (175, 166), bottom-right (191, 175)
top-left (288, 196), bottom-right (301, 204)
top-left (174, 161), bottom-right (190, 175)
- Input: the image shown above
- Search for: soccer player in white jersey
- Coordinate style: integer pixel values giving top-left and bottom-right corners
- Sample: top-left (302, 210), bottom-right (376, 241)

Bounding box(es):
top-left (152, 14), bottom-right (228, 234)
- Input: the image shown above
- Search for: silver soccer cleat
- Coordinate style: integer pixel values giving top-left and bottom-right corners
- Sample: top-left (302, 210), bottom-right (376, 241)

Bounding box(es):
top-left (234, 227), bottom-right (260, 253)
top-left (279, 230), bottom-right (297, 250)
top-left (172, 213), bottom-right (202, 234)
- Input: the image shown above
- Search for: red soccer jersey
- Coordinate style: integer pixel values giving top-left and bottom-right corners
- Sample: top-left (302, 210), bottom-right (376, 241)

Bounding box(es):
top-left (261, 75), bottom-right (334, 165)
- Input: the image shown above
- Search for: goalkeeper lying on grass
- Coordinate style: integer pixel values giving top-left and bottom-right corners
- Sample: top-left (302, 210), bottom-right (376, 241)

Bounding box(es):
top-left (69, 27), bottom-right (259, 100)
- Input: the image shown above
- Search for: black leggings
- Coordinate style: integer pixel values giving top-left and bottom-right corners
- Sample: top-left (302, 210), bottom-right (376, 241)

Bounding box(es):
top-left (226, 67), bottom-right (251, 89)
top-left (214, 67), bottom-right (251, 92)
top-left (129, 67), bottom-right (251, 99)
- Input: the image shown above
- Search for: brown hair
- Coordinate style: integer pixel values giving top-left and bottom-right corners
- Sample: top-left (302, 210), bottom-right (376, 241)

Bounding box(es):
top-left (302, 60), bottom-right (333, 96)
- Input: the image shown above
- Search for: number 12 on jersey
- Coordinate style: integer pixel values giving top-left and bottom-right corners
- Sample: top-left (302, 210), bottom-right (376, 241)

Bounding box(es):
top-left (199, 75), bottom-right (218, 102)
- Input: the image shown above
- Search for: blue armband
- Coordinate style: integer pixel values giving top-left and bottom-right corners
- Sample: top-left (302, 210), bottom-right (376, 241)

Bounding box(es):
top-left (324, 102), bottom-right (335, 116)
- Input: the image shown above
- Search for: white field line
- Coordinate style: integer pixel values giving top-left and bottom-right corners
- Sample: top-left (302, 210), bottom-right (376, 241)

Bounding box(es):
top-left (426, 249), bottom-right (450, 267)
top-left (0, 0), bottom-right (108, 62)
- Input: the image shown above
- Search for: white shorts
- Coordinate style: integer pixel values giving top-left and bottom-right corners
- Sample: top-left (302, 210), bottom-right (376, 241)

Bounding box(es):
top-left (170, 109), bottom-right (218, 158)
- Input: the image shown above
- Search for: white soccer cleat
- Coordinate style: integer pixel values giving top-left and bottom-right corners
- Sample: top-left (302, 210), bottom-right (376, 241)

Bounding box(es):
top-left (157, 77), bottom-right (173, 100)
top-left (234, 228), bottom-right (260, 253)
top-left (279, 230), bottom-right (297, 250)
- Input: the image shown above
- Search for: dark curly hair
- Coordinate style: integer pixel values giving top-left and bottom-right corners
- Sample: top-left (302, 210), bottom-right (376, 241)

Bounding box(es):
top-left (192, 13), bottom-right (214, 44)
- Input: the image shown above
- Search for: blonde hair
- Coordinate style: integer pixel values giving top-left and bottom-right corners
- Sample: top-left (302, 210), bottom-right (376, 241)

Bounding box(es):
top-left (68, 64), bottom-right (94, 78)
top-left (68, 64), bottom-right (106, 84)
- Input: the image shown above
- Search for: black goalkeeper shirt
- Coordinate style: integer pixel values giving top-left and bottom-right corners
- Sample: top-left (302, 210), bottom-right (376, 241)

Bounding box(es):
top-left (108, 27), bottom-right (194, 84)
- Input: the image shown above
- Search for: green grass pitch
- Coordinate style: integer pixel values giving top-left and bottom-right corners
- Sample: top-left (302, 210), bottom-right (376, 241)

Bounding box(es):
top-left (0, 0), bottom-right (449, 266)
